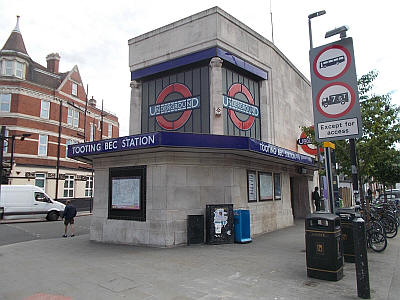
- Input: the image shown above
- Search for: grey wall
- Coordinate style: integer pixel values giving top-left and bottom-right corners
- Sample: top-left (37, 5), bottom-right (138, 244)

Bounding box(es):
top-left (90, 151), bottom-right (299, 247)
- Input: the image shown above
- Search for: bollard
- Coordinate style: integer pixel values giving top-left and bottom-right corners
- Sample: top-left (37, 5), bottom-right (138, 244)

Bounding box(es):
top-left (353, 217), bottom-right (370, 299)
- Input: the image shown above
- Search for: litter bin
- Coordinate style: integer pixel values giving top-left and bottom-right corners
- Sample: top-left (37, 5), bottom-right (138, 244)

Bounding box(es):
top-left (336, 207), bottom-right (360, 263)
top-left (305, 212), bottom-right (343, 281)
top-left (206, 204), bottom-right (234, 244)
top-left (187, 215), bottom-right (204, 245)
top-left (234, 209), bottom-right (252, 243)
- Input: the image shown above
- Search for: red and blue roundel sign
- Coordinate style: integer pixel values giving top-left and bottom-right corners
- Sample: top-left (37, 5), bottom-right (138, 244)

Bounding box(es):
top-left (225, 83), bottom-right (258, 130)
top-left (151, 83), bottom-right (200, 130)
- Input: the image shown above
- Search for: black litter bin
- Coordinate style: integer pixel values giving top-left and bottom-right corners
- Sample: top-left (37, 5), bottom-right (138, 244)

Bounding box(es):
top-left (206, 204), bottom-right (234, 244)
top-left (187, 215), bottom-right (204, 245)
top-left (336, 207), bottom-right (360, 263)
top-left (305, 213), bottom-right (343, 281)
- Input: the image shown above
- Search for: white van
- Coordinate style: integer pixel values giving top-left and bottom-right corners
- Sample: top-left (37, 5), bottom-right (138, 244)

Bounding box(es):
top-left (0, 185), bottom-right (65, 221)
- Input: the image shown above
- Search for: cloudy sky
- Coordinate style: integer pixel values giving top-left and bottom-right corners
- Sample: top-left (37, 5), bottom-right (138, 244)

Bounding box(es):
top-left (1, 0), bottom-right (398, 136)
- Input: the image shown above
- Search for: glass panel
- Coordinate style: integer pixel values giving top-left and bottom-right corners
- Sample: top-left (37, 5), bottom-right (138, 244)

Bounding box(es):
top-left (259, 172), bottom-right (273, 201)
top-left (63, 190), bottom-right (68, 197)
top-left (5, 60), bottom-right (13, 75)
top-left (16, 62), bottom-right (24, 78)
top-left (0, 94), bottom-right (11, 112)
top-left (40, 100), bottom-right (50, 118)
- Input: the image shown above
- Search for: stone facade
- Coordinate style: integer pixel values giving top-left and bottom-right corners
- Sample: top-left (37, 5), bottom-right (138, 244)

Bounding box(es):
top-left (90, 151), bottom-right (308, 247)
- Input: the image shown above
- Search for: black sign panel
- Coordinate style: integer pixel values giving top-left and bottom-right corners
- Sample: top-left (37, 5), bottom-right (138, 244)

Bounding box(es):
top-left (142, 66), bottom-right (210, 134)
top-left (222, 68), bottom-right (261, 139)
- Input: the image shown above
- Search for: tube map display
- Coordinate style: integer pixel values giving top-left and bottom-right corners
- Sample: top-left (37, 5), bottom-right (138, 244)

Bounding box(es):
top-left (111, 177), bottom-right (140, 210)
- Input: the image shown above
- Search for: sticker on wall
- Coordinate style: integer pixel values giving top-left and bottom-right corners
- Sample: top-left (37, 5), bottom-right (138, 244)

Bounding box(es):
top-left (149, 83), bottom-right (200, 130)
top-left (223, 83), bottom-right (259, 130)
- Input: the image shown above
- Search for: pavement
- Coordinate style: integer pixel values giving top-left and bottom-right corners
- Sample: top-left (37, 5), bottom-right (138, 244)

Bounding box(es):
top-left (0, 218), bottom-right (399, 300)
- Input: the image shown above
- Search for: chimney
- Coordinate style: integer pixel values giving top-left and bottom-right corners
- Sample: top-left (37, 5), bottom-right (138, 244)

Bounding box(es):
top-left (88, 96), bottom-right (97, 107)
top-left (46, 53), bottom-right (60, 73)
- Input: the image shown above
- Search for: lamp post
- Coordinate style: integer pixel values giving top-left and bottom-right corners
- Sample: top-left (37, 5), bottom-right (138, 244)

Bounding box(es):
top-left (308, 10), bottom-right (326, 201)
top-left (308, 10), bottom-right (326, 49)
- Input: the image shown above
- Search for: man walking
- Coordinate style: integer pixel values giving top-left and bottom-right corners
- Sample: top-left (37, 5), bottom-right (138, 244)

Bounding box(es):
top-left (312, 187), bottom-right (321, 212)
top-left (62, 200), bottom-right (77, 237)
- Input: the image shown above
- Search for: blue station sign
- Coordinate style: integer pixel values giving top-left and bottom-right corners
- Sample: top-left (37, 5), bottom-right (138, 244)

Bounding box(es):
top-left (68, 132), bottom-right (314, 166)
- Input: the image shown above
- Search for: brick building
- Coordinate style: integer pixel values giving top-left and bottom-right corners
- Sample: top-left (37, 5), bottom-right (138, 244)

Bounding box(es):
top-left (0, 16), bottom-right (119, 201)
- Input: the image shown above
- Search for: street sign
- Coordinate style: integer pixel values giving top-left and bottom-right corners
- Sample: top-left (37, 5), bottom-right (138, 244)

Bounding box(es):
top-left (310, 37), bottom-right (362, 142)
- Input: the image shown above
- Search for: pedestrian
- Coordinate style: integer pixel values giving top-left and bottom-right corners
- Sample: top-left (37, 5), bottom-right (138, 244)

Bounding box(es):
top-left (312, 187), bottom-right (321, 212)
top-left (367, 188), bottom-right (373, 203)
top-left (62, 200), bottom-right (77, 237)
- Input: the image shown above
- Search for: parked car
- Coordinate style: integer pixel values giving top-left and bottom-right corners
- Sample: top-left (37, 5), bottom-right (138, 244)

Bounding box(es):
top-left (376, 190), bottom-right (400, 205)
top-left (0, 185), bottom-right (65, 221)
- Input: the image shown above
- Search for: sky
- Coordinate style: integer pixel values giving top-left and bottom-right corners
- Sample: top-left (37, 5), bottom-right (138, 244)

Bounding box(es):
top-left (0, 0), bottom-right (398, 137)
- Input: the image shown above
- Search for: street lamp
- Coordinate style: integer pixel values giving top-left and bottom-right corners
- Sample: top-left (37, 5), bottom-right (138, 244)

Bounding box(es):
top-left (9, 133), bottom-right (31, 174)
top-left (308, 10), bottom-right (326, 49)
top-left (325, 25), bottom-right (349, 39)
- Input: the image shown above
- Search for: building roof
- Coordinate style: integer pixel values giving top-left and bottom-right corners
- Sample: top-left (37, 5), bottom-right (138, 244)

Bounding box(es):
top-left (1, 16), bottom-right (29, 57)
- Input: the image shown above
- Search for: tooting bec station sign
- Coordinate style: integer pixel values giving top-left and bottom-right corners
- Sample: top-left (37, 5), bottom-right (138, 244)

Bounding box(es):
top-left (310, 37), bottom-right (362, 142)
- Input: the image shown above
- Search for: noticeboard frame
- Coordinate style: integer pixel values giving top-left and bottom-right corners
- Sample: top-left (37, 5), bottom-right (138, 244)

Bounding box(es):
top-left (108, 165), bottom-right (146, 221)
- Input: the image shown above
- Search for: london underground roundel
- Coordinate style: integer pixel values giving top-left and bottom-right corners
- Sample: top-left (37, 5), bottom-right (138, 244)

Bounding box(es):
top-left (299, 127), bottom-right (323, 156)
top-left (313, 45), bottom-right (351, 81)
top-left (155, 83), bottom-right (194, 130)
top-left (227, 83), bottom-right (256, 130)
top-left (316, 82), bottom-right (355, 118)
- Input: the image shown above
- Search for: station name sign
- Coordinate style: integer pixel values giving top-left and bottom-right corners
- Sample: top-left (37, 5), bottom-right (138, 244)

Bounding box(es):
top-left (68, 133), bottom-right (158, 157)
top-left (68, 132), bottom-right (314, 166)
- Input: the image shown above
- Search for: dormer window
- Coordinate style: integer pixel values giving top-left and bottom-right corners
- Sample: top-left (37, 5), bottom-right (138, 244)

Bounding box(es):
top-left (72, 82), bottom-right (78, 96)
top-left (1, 59), bottom-right (26, 79)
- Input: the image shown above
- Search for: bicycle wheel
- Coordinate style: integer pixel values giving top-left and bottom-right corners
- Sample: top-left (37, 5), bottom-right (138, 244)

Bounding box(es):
top-left (381, 216), bottom-right (398, 238)
top-left (369, 231), bottom-right (387, 252)
top-left (371, 220), bottom-right (386, 236)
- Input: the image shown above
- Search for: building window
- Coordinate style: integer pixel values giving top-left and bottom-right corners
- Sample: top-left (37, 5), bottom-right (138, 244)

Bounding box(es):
top-left (35, 173), bottom-right (46, 190)
top-left (72, 83), bottom-right (78, 96)
top-left (259, 172), bottom-right (273, 201)
top-left (38, 134), bottom-right (48, 156)
top-left (1, 59), bottom-right (25, 78)
top-left (63, 175), bottom-right (74, 198)
top-left (40, 100), bottom-right (50, 119)
top-left (15, 62), bottom-right (24, 79)
top-left (0, 94), bottom-right (11, 112)
top-left (274, 173), bottom-right (281, 200)
top-left (5, 60), bottom-right (13, 76)
top-left (90, 123), bottom-right (94, 141)
top-left (65, 139), bottom-right (77, 157)
top-left (67, 108), bottom-right (79, 127)
top-left (85, 176), bottom-right (93, 197)
top-left (3, 129), bottom-right (9, 153)
top-left (108, 123), bottom-right (112, 137)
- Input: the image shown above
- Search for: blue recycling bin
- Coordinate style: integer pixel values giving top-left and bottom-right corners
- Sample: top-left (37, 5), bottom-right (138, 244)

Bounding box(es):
top-left (234, 209), bottom-right (252, 243)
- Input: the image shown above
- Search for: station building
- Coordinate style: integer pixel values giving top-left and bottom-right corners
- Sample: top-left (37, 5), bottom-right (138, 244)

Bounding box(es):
top-left (70, 7), bottom-right (317, 247)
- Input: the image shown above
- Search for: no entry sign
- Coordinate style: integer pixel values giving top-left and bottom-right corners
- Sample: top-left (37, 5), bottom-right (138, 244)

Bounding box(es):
top-left (310, 37), bottom-right (362, 142)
